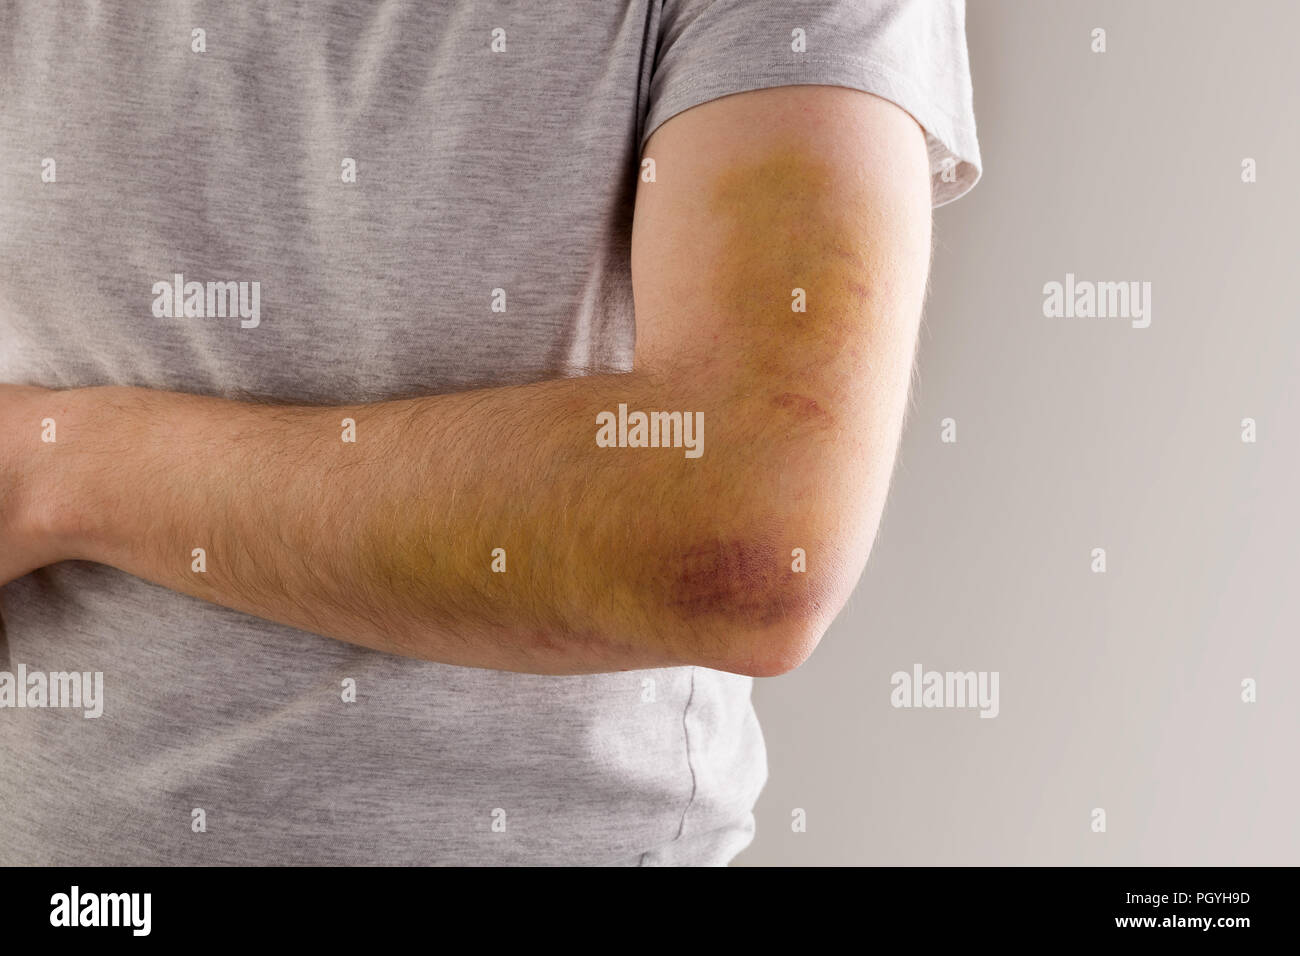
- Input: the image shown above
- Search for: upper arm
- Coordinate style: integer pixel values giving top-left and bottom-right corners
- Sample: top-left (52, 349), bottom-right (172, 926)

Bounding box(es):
top-left (628, 85), bottom-right (936, 672)
top-left (631, 84), bottom-right (933, 384)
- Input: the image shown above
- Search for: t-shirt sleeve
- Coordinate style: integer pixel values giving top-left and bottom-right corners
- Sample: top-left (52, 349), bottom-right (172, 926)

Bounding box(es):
top-left (641, 0), bottom-right (982, 207)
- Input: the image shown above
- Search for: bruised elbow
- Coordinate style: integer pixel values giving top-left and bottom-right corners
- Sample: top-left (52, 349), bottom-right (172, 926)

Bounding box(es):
top-left (658, 529), bottom-right (859, 678)
top-left (648, 381), bottom-right (892, 677)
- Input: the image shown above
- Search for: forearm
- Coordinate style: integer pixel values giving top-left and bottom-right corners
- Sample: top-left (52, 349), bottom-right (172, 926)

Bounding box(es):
top-left (40, 360), bottom-right (864, 675)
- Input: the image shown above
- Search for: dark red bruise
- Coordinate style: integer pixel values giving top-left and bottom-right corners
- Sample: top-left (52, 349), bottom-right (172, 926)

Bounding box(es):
top-left (667, 538), bottom-right (800, 628)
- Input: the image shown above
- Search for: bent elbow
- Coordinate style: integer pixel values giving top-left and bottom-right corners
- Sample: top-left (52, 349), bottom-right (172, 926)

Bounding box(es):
top-left (658, 524), bottom-right (866, 678)
top-left (729, 612), bottom-right (830, 677)
top-left (649, 407), bottom-right (890, 677)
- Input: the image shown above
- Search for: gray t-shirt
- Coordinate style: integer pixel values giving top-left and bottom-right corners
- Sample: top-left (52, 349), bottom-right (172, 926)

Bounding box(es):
top-left (0, 1), bottom-right (980, 865)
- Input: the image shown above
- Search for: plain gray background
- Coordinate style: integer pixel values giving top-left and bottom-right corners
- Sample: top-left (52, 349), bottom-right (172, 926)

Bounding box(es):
top-left (737, 0), bottom-right (1299, 866)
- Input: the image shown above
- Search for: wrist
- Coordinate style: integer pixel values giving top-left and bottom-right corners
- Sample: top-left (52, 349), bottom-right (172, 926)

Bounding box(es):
top-left (34, 385), bottom-right (127, 564)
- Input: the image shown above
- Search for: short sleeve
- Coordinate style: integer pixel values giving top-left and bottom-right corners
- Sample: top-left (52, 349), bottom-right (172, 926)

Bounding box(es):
top-left (642, 0), bottom-right (982, 207)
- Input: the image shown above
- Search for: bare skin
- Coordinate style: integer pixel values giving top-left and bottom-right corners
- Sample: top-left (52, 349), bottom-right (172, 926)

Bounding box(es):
top-left (0, 85), bottom-right (933, 676)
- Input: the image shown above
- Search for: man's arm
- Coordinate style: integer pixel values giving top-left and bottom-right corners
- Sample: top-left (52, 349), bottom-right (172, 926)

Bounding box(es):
top-left (2, 85), bottom-right (933, 676)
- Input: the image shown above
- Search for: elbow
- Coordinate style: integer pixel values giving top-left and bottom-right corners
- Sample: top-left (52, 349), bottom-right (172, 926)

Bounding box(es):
top-left (657, 521), bottom-right (867, 678)
top-left (646, 391), bottom-right (890, 677)
top-left (728, 613), bottom-right (830, 678)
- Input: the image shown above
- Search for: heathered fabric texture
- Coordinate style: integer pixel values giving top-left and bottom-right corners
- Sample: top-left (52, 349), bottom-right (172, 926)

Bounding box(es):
top-left (0, 1), bottom-right (980, 865)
